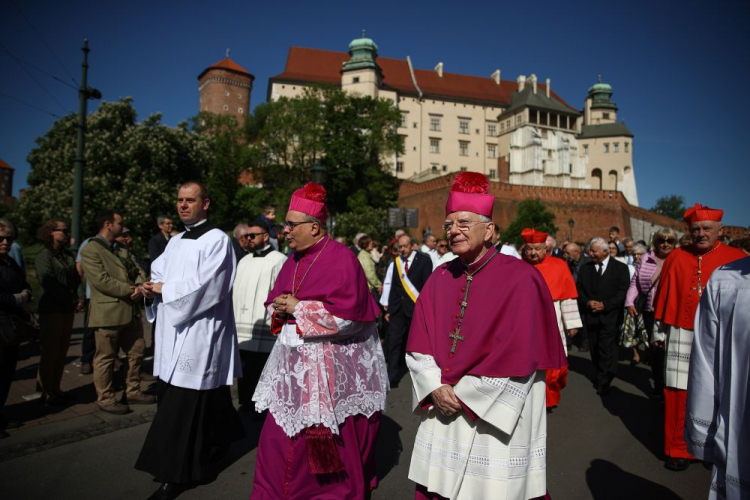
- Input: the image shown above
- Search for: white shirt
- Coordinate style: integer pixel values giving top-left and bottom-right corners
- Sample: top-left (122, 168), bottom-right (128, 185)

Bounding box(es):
top-left (380, 251), bottom-right (417, 307)
top-left (596, 255), bottom-right (611, 275)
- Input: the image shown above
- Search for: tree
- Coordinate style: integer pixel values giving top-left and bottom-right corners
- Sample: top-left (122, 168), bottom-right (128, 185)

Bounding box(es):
top-left (503, 199), bottom-right (558, 247)
top-left (244, 86), bottom-right (403, 229)
top-left (16, 98), bottom-right (213, 253)
top-left (651, 195), bottom-right (687, 220)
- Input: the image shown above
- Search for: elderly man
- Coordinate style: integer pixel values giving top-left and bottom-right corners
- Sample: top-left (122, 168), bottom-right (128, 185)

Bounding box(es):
top-left (232, 223), bottom-right (250, 263)
top-left (136, 182), bottom-right (244, 499)
top-left (686, 256), bottom-right (750, 499)
top-left (148, 215), bottom-right (173, 263)
top-left (545, 235), bottom-right (563, 258)
top-left (232, 221), bottom-right (286, 417)
top-left (406, 173), bottom-right (566, 499)
top-left (420, 234), bottom-right (440, 267)
top-left (380, 234), bottom-right (433, 386)
top-left (577, 237), bottom-right (630, 396)
top-left (251, 183), bottom-right (387, 499)
top-left (653, 204), bottom-right (746, 472)
top-left (564, 242), bottom-right (589, 283)
top-left (522, 228), bottom-right (582, 410)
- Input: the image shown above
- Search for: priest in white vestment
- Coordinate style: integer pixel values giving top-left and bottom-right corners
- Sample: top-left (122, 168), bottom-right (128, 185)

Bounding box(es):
top-left (136, 181), bottom-right (243, 500)
top-left (406, 173), bottom-right (566, 500)
top-left (233, 220), bottom-right (286, 417)
top-left (686, 256), bottom-right (750, 500)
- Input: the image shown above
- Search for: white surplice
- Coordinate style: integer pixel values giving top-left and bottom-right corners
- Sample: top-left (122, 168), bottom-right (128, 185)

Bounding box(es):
top-left (686, 256), bottom-right (750, 500)
top-left (148, 224), bottom-right (241, 390)
top-left (555, 298), bottom-right (582, 356)
top-left (407, 352), bottom-right (547, 500)
top-left (232, 250), bottom-right (286, 353)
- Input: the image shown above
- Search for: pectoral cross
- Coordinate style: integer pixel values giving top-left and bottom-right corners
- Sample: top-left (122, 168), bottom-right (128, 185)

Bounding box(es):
top-left (449, 328), bottom-right (464, 354)
top-left (691, 256), bottom-right (705, 297)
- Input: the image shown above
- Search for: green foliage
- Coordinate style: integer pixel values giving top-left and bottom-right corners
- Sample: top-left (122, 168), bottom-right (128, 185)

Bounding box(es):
top-left (16, 98), bottom-right (213, 254)
top-left (651, 194), bottom-right (687, 220)
top-left (503, 199), bottom-right (558, 247)
top-left (247, 86), bottom-right (403, 221)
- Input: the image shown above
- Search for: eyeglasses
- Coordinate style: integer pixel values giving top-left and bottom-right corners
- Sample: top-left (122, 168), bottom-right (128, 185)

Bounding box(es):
top-left (283, 221), bottom-right (314, 230)
top-left (0, 236), bottom-right (14, 243)
top-left (442, 220), bottom-right (487, 233)
top-left (658, 238), bottom-right (676, 244)
top-left (52, 228), bottom-right (70, 234)
top-left (437, 244), bottom-right (448, 248)
top-left (244, 232), bottom-right (267, 239)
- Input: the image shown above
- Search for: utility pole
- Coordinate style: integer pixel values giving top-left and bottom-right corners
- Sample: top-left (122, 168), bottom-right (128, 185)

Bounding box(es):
top-left (71, 39), bottom-right (101, 250)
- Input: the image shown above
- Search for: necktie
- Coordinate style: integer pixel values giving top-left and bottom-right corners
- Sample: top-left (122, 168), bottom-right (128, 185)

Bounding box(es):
top-left (404, 258), bottom-right (409, 274)
top-left (597, 264), bottom-right (603, 276)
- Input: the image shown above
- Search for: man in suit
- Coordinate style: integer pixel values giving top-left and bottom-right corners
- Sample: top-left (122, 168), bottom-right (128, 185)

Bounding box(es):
top-left (565, 241), bottom-right (591, 352)
top-left (147, 215), bottom-right (173, 263)
top-left (577, 237), bottom-right (630, 396)
top-left (381, 234), bottom-right (433, 386)
top-left (81, 210), bottom-right (155, 414)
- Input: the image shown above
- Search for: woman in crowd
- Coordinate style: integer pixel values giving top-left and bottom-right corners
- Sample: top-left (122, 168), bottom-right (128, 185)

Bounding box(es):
top-left (620, 242), bottom-right (649, 363)
top-left (35, 219), bottom-right (83, 406)
top-left (624, 228), bottom-right (677, 397)
top-left (609, 241), bottom-right (628, 265)
top-left (0, 219), bottom-right (32, 438)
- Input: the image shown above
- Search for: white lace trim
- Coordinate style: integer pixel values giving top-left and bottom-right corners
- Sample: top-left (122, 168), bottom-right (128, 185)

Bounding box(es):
top-left (253, 323), bottom-right (388, 437)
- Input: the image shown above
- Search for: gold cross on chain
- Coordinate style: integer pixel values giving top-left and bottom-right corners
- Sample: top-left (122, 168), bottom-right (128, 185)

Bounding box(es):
top-left (449, 329), bottom-right (465, 354)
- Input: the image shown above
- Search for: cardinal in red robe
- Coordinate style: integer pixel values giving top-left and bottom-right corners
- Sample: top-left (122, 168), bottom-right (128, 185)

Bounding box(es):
top-left (652, 203), bottom-right (745, 471)
top-left (521, 228), bottom-right (582, 409)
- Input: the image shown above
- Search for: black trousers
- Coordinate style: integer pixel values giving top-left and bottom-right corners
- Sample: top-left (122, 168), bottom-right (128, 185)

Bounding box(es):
top-left (587, 322), bottom-right (619, 391)
top-left (643, 311), bottom-right (665, 391)
top-left (385, 312), bottom-right (411, 384)
top-left (238, 350), bottom-right (269, 414)
top-left (0, 344), bottom-right (19, 419)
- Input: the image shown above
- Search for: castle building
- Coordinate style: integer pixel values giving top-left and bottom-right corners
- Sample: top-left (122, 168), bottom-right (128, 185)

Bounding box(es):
top-left (197, 55), bottom-right (254, 124)
top-left (0, 159), bottom-right (15, 209)
top-left (266, 34), bottom-right (639, 206)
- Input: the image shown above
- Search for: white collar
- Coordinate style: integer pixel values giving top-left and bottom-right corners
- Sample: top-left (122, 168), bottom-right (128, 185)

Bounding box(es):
top-left (184, 219), bottom-right (208, 231)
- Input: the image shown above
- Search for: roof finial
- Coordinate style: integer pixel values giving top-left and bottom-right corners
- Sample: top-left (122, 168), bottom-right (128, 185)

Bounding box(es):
top-left (597, 74), bottom-right (602, 83)
top-left (362, 29), bottom-right (366, 38)
top-left (226, 48), bottom-right (231, 58)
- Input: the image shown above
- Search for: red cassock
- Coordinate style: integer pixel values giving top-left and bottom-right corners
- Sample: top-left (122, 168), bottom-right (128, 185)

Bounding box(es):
top-left (534, 256), bottom-right (578, 408)
top-left (653, 241), bottom-right (745, 459)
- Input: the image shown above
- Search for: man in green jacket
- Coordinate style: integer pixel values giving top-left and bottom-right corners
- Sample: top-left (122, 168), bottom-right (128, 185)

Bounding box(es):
top-left (81, 210), bottom-right (154, 414)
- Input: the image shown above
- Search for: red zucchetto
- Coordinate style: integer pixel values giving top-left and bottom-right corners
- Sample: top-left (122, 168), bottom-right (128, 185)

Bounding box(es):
top-left (445, 172), bottom-right (494, 217)
top-left (683, 203), bottom-right (723, 225)
top-left (288, 182), bottom-right (328, 222)
top-left (521, 228), bottom-right (548, 244)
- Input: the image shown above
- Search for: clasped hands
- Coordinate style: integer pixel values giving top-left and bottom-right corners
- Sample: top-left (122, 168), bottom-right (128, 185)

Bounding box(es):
top-left (431, 384), bottom-right (461, 417)
top-left (271, 294), bottom-right (300, 316)
top-left (142, 282), bottom-right (163, 299)
top-left (587, 300), bottom-right (605, 312)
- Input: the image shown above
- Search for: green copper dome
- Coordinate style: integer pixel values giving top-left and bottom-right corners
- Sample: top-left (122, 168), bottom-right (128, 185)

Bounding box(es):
top-left (588, 75), bottom-right (617, 110)
top-left (342, 30), bottom-right (382, 73)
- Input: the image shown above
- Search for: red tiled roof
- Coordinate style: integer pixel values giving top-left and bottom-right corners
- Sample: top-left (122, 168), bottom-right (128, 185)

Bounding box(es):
top-left (198, 57), bottom-right (254, 80)
top-left (0, 159), bottom-right (13, 170)
top-left (271, 47), bottom-right (576, 110)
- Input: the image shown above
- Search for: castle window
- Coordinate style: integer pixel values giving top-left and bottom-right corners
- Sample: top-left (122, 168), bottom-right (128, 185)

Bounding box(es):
top-left (223, 105), bottom-right (229, 111)
top-left (583, 144), bottom-right (589, 155)
top-left (487, 144), bottom-right (496, 158)
top-left (431, 164), bottom-right (439, 173)
top-left (459, 141), bottom-right (469, 157)
top-left (225, 91), bottom-right (230, 97)
top-left (515, 115), bottom-right (522, 126)
top-left (500, 122), bottom-right (505, 132)
top-left (489, 169), bottom-right (497, 179)
top-left (413, 122), bottom-right (418, 128)
top-left (430, 138), bottom-right (440, 154)
top-left (460, 167), bottom-right (468, 172)
top-left (429, 115), bottom-right (441, 132)
top-left (442, 165), bottom-right (448, 172)
top-left (487, 122), bottom-right (496, 136)
top-left (352, 77), bottom-right (360, 83)
top-left (400, 113), bottom-right (407, 128)
top-left (238, 94), bottom-right (242, 100)
top-left (603, 113), bottom-right (610, 119)
top-left (238, 108), bottom-right (244, 114)
top-left (624, 142), bottom-right (630, 153)
top-left (396, 162), bottom-right (404, 173)
top-left (459, 118), bottom-right (470, 134)
top-left (604, 143), bottom-right (610, 153)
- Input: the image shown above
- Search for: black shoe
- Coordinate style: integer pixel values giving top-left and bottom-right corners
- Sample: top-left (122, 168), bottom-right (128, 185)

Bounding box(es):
top-left (148, 482), bottom-right (184, 500)
top-left (665, 457), bottom-right (690, 471)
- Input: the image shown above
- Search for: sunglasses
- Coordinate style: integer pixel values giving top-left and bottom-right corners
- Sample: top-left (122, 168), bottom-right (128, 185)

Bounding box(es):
top-left (437, 244), bottom-right (448, 248)
top-left (0, 236), bottom-right (14, 243)
top-left (658, 238), bottom-right (676, 244)
top-left (53, 228), bottom-right (71, 234)
top-left (244, 232), bottom-right (267, 239)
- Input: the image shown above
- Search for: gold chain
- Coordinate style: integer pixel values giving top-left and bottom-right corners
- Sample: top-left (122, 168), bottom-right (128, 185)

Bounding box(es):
top-left (292, 235), bottom-right (331, 296)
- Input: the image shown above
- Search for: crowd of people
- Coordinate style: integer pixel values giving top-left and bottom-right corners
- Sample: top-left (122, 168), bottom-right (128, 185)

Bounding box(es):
top-left (0, 174), bottom-right (748, 499)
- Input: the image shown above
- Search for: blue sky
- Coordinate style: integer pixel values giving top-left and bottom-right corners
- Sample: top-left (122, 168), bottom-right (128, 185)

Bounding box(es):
top-left (1, 0), bottom-right (748, 226)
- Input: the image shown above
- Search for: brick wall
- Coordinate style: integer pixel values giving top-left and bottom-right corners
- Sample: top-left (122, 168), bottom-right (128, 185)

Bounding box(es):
top-left (198, 68), bottom-right (253, 123)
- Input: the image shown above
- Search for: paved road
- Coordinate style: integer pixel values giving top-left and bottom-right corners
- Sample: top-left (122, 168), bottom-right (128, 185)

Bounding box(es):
top-left (0, 349), bottom-right (710, 499)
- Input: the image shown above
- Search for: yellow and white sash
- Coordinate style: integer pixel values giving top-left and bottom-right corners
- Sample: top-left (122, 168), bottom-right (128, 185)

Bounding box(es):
top-left (395, 257), bottom-right (419, 303)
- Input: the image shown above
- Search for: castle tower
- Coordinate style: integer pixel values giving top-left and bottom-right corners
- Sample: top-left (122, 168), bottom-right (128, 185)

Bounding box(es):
top-left (198, 54), bottom-right (254, 124)
top-left (340, 31), bottom-right (382, 98)
top-left (0, 159), bottom-right (15, 208)
top-left (584, 75), bottom-right (618, 125)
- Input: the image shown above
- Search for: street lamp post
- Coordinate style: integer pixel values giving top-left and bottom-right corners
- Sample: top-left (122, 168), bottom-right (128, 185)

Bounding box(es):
top-left (310, 162), bottom-right (327, 185)
top-left (568, 218), bottom-right (575, 242)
